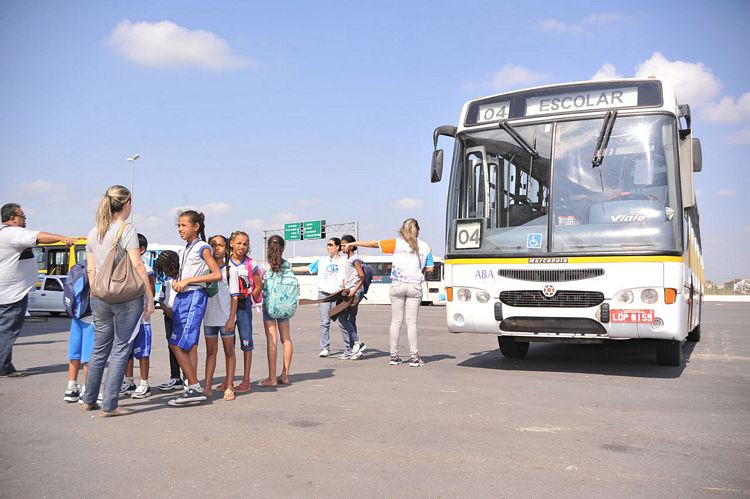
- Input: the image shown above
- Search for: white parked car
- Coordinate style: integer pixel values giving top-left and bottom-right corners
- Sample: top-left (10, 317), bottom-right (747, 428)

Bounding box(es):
top-left (27, 275), bottom-right (67, 316)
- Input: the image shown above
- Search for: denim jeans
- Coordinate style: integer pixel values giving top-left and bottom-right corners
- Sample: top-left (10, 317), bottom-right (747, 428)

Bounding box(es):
top-left (317, 290), bottom-right (343, 350)
top-left (235, 304), bottom-right (254, 351)
top-left (83, 296), bottom-right (144, 411)
top-left (389, 281), bottom-right (423, 356)
top-left (338, 290), bottom-right (363, 355)
top-left (0, 295), bottom-right (28, 375)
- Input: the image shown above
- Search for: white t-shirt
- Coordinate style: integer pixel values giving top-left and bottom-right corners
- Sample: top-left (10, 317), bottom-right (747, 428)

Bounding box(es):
top-left (379, 238), bottom-right (432, 284)
top-left (203, 265), bottom-right (240, 326)
top-left (159, 278), bottom-right (177, 309)
top-left (0, 225), bottom-right (40, 305)
top-left (179, 239), bottom-right (211, 291)
top-left (228, 256), bottom-right (260, 299)
top-left (308, 254), bottom-right (346, 293)
top-left (343, 252), bottom-right (363, 290)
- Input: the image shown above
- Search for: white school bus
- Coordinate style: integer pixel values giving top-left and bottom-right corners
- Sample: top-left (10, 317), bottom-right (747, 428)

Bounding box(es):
top-left (430, 78), bottom-right (703, 366)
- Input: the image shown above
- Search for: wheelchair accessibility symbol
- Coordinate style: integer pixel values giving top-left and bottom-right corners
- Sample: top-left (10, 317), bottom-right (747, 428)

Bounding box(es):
top-left (527, 233), bottom-right (543, 249)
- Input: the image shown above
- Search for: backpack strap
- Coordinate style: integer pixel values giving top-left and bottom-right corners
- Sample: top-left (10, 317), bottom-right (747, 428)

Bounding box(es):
top-left (112, 222), bottom-right (128, 249)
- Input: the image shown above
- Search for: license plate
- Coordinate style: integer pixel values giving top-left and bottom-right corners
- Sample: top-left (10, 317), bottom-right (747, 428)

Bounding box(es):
top-left (611, 309), bottom-right (654, 323)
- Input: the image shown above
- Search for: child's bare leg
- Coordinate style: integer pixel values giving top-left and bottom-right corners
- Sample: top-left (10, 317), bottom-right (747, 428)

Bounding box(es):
top-left (68, 359), bottom-right (81, 382)
top-left (204, 337), bottom-right (218, 396)
top-left (170, 345), bottom-right (199, 386)
top-left (222, 336), bottom-right (236, 388)
top-left (260, 320), bottom-right (278, 386)
top-left (278, 320), bottom-right (293, 385)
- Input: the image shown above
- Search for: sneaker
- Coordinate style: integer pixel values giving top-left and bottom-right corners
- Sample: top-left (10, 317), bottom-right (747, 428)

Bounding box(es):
top-left (409, 354), bottom-right (425, 367)
top-left (352, 342), bottom-right (363, 355)
top-left (77, 386), bottom-right (86, 404)
top-left (64, 384), bottom-right (80, 403)
top-left (350, 342), bottom-right (367, 360)
top-left (389, 356), bottom-right (403, 366)
top-left (119, 379), bottom-right (136, 395)
top-left (168, 388), bottom-right (206, 406)
top-left (131, 381), bottom-right (152, 399)
top-left (337, 352), bottom-right (351, 360)
top-left (97, 392), bottom-right (103, 402)
top-left (158, 378), bottom-right (183, 391)
top-left (318, 349), bottom-right (330, 358)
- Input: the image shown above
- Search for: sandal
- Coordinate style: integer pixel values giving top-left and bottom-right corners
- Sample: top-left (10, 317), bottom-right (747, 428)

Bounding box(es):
top-left (223, 386), bottom-right (235, 401)
top-left (235, 379), bottom-right (251, 393)
top-left (216, 383), bottom-right (227, 392)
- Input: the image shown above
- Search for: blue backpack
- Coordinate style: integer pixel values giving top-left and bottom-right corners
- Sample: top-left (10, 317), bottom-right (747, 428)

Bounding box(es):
top-left (262, 261), bottom-right (299, 319)
top-left (360, 262), bottom-right (373, 297)
top-left (63, 261), bottom-right (92, 319)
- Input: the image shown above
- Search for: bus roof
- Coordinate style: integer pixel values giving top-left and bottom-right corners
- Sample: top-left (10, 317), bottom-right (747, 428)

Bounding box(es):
top-left (459, 77), bottom-right (680, 131)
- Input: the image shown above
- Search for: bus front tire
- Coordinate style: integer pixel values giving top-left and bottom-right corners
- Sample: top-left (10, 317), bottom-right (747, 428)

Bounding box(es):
top-left (687, 325), bottom-right (701, 342)
top-left (656, 340), bottom-right (683, 366)
top-left (498, 336), bottom-right (529, 358)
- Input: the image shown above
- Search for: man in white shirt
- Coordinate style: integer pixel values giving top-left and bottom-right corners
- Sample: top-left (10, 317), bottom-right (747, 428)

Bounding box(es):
top-left (0, 203), bottom-right (75, 377)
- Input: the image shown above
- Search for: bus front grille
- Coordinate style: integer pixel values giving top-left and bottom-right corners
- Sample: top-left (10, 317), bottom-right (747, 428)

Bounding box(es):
top-left (499, 290), bottom-right (604, 308)
top-left (496, 269), bottom-right (604, 282)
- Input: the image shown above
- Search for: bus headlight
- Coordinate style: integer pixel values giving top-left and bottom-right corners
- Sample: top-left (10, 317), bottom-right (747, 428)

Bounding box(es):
top-left (641, 288), bottom-right (658, 304)
top-left (615, 290), bottom-right (634, 304)
top-left (476, 290), bottom-right (491, 303)
top-left (457, 288), bottom-right (472, 302)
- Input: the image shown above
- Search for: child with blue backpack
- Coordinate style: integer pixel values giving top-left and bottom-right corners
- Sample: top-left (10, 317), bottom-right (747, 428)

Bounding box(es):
top-left (337, 235), bottom-right (367, 360)
top-left (120, 233), bottom-right (156, 399)
top-left (153, 250), bottom-right (185, 391)
top-left (259, 235), bottom-right (297, 386)
top-left (63, 261), bottom-right (96, 403)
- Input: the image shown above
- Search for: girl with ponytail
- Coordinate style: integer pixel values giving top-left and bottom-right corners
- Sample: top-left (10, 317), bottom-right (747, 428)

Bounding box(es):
top-left (345, 218), bottom-right (434, 367)
top-left (166, 210), bottom-right (222, 406)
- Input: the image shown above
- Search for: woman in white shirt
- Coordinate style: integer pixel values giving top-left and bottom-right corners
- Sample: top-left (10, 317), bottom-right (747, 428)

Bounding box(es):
top-left (347, 218), bottom-right (433, 367)
top-left (307, 237), bottom-right (346, 357)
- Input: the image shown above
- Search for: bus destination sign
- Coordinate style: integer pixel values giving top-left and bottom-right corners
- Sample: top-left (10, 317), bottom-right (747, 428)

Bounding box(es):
top-left (525, 87), bottom-right (638, 116)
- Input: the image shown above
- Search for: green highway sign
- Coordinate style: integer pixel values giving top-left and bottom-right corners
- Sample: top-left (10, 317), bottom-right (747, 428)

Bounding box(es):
top-left (302, 220), bottom-right (326, 240)
top-left (284, 222), bottom-right (302, 241)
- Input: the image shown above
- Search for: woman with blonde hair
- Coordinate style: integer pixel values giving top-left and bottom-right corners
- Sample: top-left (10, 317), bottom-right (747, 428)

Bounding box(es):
top-left (80, 185), bottom-right (154, 416)
top-left (346, 218), bottom-right (433, 367)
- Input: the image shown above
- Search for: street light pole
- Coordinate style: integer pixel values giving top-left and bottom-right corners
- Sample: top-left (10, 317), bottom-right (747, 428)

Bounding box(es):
top-left (126, 154), bottom-right (140, 221)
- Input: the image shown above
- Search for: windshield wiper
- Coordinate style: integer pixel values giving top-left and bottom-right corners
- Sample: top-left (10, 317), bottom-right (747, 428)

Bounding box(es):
top-left (591, 109), bottom-right (617, 192)
top-left (592, 109), bottom-right (617, 167)
top-left (498, 120), bottom-right (539, 159)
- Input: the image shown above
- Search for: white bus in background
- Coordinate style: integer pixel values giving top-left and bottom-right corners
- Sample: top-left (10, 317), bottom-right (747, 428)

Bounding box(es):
top-left (431, 77), bottom-right (703, 366)
top-left (289, 255), bottom-right (446, 306)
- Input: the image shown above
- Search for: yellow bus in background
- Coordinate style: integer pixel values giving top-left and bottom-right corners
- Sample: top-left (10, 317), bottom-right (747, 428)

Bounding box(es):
top-left (33, 238), bottom-right (87, 275)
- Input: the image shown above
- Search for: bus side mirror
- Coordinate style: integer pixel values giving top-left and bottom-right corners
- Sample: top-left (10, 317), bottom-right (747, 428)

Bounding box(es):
top-left (431, 149), bottom-right (444, 183)
top-left (692, 138), bottom-right (702, 172)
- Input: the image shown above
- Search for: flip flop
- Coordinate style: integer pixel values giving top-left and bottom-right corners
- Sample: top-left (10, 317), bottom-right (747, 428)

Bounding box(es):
top-left (235, 380), bottom-right (251, 392)
top-left (258, 378), bottom-right (277, 387)
top-left (223, 387), bottom-right (235, 401)
top-left (216, 383), bottom-right (227, 392)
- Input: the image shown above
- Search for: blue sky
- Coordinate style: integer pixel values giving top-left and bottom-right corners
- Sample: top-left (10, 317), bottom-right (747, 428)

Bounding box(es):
top-left (1, 0), bottom-right (748, 282)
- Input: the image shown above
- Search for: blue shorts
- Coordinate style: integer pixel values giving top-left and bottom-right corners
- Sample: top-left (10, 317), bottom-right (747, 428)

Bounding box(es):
top-left (236, 305), bottom-right (254, 352)
top-left (130, 322), bottom-right (152, 359)
top-left (68, 318), bottom-right (95, 362)
top-left (169, 289), bottom-right (208, 351)
top-left (204, 325), bottom-right (235, 339)
top-left (262, 306), bottom-right (290, 324)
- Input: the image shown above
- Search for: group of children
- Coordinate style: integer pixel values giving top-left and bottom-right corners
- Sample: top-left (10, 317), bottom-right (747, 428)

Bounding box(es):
top-left (64, 210), bottom-right (297, 407)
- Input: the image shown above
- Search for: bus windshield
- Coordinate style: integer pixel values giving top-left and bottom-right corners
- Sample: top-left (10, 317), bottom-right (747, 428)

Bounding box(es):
top-left (447, 114), bottom-right (681, 255)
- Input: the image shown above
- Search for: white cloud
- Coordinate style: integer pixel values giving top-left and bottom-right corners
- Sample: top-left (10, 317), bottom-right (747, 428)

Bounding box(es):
top-left (271, 212), bottom-right (298, 226)
top-left (203, 202), bottom-right (232, 216)
top-left (168, 202), bottom-right (231, 219)
top-left (392, 197), bottom-right (424, 210)
top-left (13, 181), bottom-right (72, 204)
top-left (538, 13), bottom-right (624, 34)
top-left (725, 126), bottom-right (750, 145)
top-left (591, 63), bottom-right (623, 81)
top-left (243, 218), bottom-right (265, 230)
top-left (634, 52), bottom-right (721, 107)
top-left (133, 213), bottom-right (163, 229)
top-left (297, 198), bottom-right (321, 208)
top-left (108, 19), bottom-right (252, 70)
top-left (701, 92), bottom-right (750, 124)
top-left (464, 64), bottom-right (549, 92)
top-left (718, 188), bottom-right (736, 197)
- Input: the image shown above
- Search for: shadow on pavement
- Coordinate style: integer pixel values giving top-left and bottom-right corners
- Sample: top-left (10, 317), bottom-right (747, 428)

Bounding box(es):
top-left (421, 353), bottom-right (456, 364)
top-left (457, 340), bottom-right (695, 378)
top-left (16, 340), bottom-right (66, 347)
top-left (26, 363), bottom-right (69, 376)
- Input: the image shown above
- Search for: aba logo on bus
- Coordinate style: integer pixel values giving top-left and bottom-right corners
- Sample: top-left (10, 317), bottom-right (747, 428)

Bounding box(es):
top-left (474, 269), bottom-right (495, 280)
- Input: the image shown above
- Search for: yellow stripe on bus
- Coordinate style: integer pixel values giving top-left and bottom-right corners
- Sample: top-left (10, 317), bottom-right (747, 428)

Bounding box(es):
top-left (445, 256), bottom-right (685, 265)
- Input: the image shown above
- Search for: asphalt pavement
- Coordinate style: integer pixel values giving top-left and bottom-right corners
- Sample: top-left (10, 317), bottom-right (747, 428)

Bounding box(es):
top-left (1, 302), bottom-right (748, 498)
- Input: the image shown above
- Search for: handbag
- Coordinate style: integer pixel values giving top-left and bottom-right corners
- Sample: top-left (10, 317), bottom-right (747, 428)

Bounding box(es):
top-left (91, 223), bottom-right (145, 304)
